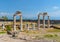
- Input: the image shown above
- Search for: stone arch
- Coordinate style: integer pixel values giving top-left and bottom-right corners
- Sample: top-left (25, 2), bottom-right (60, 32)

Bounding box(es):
top-left (13, 11), bottom-right (23, 31)
top-left (38, 12), bottom-right (50, 29)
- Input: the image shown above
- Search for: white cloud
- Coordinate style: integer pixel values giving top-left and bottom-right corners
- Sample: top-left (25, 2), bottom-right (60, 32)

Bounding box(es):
top-left (53, 6), bottom-right (59, 10)
top-left (0, 12), bottom-right (13, 16)
top-left (0, 12), bottom-right (13, 19)
top-left (0, 12), bottom-right (9, 16)
top-left (49, 10), bottom-right (60, 17)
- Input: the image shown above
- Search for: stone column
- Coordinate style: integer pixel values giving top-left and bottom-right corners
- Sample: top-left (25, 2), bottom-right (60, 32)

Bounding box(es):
top-left (43, 15), bottom-right (45, 28)
top-left (13, 16), bottom-right (16, 31)
top-left (20, 15), bottom-right (23, 31)
top-left (38, 15), bottom-right (40, 29)
top-left (48, 16), bottom-right (50, 28)
top-left (26, 24), bottom-right (29, 30)
top-left (2, 23), bottom-right (5, 30)
top-left (32, 23), bottom-right (35, 30)
top-left (25, 24), bottom-right (27, 30)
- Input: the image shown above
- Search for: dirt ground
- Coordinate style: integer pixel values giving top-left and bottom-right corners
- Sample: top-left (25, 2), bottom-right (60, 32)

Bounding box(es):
top-left (0, 28), bottom-right (59, 42)
top-left (0, 34), bottom-right (26, 42)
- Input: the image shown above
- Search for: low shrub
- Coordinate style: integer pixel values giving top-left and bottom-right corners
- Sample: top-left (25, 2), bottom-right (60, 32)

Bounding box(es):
top-left (6, 25), bottom-right (12, 34)
top-left (0, 31), bottom-right (6, 34)
top-left (44, 34), bottom-right (58, 38)
top-left (54, 34), bottom-right (58, 37)
top-left (47, 29), bottom-right (60, 32)
top-left (6, 25), bottom-right (11, 31)
top-left (44, 34), bottom-right (53, 38)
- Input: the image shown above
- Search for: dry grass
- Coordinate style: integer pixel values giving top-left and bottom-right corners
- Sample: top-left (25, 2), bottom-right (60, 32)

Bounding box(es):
top-left (17, 28), bottom-right (60, 42)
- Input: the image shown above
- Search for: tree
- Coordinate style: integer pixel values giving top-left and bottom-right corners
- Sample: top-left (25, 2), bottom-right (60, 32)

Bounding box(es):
top-left (2, 16), bottom-right (8, 21)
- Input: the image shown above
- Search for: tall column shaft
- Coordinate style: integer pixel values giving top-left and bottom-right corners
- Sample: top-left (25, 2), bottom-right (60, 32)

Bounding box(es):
top-left (43, 15), bottom-right (45, 28)
top-left (48, 16), bottom-right (50, 28)
top-left (13, 16), bottom-right (16, 31)
top-left (38, 15), bottom-right (40, 29)
top-left (20, 15), bottom-right (23, 31)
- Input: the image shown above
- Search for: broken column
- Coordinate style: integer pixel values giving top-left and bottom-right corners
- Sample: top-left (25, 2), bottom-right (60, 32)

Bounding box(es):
top-left (2, 23), bottom-right (5, 30)
top-left (27, 24), bottom-right (29, 30)
top-left (25, 24), bottom-right (27, 30)
top-left (32, 23), bottom-right (35, 30)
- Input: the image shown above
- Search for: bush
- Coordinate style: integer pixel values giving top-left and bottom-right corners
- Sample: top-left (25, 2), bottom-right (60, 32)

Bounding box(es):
top-left (44, 34), bottom-right (58, 38)
top-left (44, 34), bottom-right (53, 38)
top-left (6, 25), bottom-right (12, 34)
top-left (0, 31), bottom-right (6, 34)
top-left (54, 34), bottom-right (58, 37)
top-left (6, 25), bottom-right (11, 31)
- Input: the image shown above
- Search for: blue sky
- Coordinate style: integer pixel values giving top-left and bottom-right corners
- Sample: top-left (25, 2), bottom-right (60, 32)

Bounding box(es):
top-left (0, 0), bottom-right (60, 20)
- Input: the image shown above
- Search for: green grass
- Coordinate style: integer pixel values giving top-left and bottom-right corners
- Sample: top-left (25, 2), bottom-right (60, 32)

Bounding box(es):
top-left (44, 34), bottom-right (53, 38)
top-left (44, 34), bottom-right (58, 38)
top-left (47, 29), bottom-right (60, 32)
top-left (24, 30), bottom-right (39, 35)
top-left (43, 34), bottom-right (60, 42)
top-left (0, 31), bottom-right (6, 34)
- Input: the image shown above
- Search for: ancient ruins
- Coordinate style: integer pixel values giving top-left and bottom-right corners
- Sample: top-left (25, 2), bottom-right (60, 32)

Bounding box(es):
top-left (13, 11), bottom-right (23, 31)
top-left (38, 12), bottom-right (50, 29)
top-left (13, 11), bottom-right (50, 31)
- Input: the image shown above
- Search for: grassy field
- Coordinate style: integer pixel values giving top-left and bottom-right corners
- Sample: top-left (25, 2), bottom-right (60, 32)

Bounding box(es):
top-left (0, 21), bottom-right (60, 42)
top-left (0, 31), bottom-right (6, 34)
top-left (20, 28), bottom-right (60, 42)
